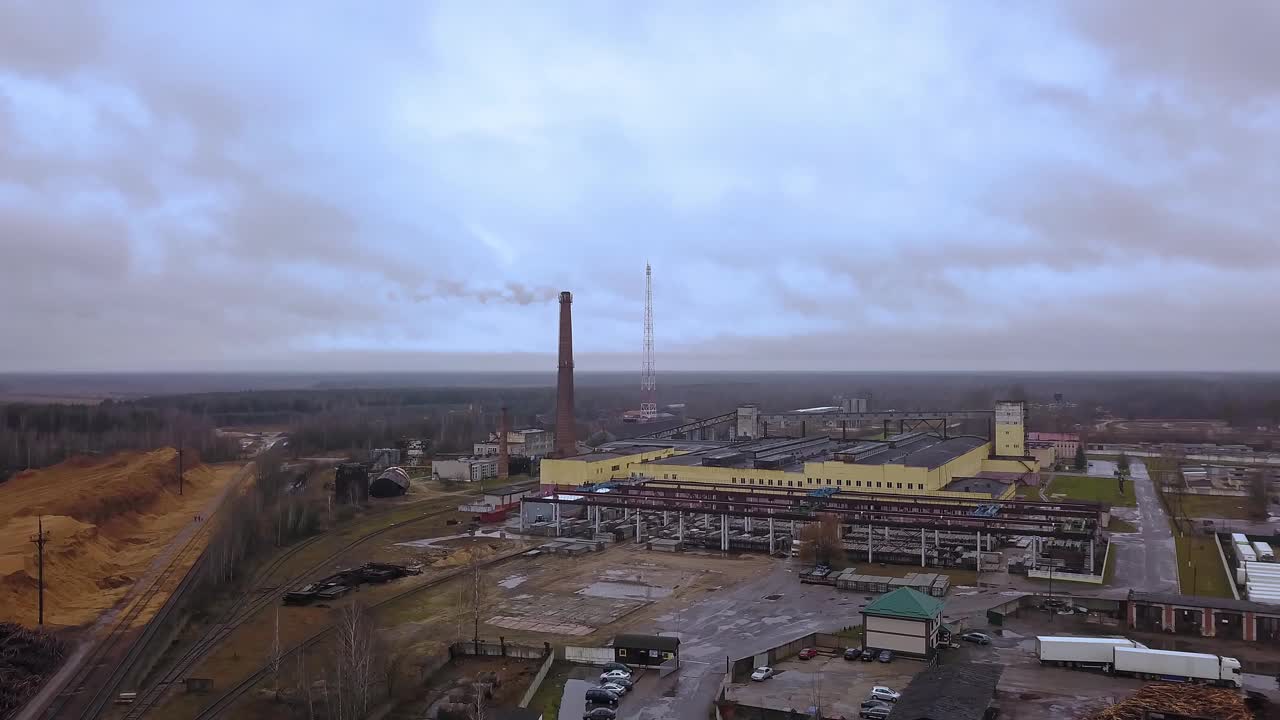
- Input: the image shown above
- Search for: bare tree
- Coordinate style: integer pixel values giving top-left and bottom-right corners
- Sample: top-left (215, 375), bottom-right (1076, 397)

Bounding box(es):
top-left (799, 514), bottom-right (843, 566)
top-left (332, 601), bottom-right (377, 720)
top-left (1248, 470), bottom-right (1269, 521)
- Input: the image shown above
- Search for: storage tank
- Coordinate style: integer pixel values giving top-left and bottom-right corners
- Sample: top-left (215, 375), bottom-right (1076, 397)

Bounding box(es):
top-left (369, 466), bottom-right (411, 498)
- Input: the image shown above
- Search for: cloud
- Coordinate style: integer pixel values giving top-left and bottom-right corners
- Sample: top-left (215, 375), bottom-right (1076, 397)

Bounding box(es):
top-left (0, 2), bottom-right (1278, 371)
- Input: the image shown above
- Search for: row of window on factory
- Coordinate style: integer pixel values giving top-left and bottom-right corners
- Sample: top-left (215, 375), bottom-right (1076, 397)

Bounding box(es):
top-left (653, 472), bottom-right (921, 491)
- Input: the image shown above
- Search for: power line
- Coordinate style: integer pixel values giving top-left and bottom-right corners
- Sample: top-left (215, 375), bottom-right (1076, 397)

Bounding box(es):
top-left (30, 516), bottom-right (51, 625)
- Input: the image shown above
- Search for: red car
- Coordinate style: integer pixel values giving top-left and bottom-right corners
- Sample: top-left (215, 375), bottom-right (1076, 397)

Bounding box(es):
top-left (798, 648), bottom-right (817, 660)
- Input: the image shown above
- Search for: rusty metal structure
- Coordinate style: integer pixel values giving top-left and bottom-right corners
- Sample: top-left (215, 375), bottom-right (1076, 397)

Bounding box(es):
top-left (554, 291), bottom-right (577, 457)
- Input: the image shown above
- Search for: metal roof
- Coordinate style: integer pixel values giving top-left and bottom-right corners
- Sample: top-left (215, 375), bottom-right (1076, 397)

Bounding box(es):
top-left (1129, 590), bottom-right (1280, 615)
top-left (612, 633), bottom-right (680, 652)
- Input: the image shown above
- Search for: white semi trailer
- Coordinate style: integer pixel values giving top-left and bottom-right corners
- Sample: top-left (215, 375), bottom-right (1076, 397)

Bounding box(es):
top-left (1035, 636), bottom-right (1145, 669)
top-left (1112, 647), bottom-right (1242, 688)
top-left (1253, 541), bottom-right (1276, 563)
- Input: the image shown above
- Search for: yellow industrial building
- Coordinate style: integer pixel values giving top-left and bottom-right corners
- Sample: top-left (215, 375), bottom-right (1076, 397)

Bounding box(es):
top-left (542, 402), bottom-right (1038, 501)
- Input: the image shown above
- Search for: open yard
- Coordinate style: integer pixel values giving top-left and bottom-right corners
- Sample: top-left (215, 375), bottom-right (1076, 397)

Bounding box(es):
top-left (1172, 531), bottom-right (1233, 598)
top-left (1014, 483), bottom-right (1042, 500)
top-left (1045, 474), bottom-right (1136, 506)
top-left (1167, 493), bottom-right (1259, 521)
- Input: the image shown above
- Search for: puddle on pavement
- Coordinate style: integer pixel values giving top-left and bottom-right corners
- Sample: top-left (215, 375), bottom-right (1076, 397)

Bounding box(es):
top-left (578, 581), bottom-right (673, 600)
top-left (498, 574), bottom-right (527, 589)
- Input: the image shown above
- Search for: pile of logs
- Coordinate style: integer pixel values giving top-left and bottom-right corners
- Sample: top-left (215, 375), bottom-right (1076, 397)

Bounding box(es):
top-left (1087, 683), bottom-right (1252, 720)
top-left (0, 623), bottom-right (68, 718)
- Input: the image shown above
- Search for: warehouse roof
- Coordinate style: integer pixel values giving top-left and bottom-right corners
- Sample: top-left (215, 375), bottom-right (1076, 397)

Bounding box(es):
top-left (851, 435), bottom-right (987, 468)
top-left (1128, 591), bottom-right (1280, 615)
top-left (887, 663), bottom-right (1002, 720)
top-left (863, 587), bottom-right (944, 620)
top-left (612, 633), bottom-right (681, 652)
top-left (568, 445), bottom-right (671, 462)
top-left (483, 482), bottom-right (539, 497)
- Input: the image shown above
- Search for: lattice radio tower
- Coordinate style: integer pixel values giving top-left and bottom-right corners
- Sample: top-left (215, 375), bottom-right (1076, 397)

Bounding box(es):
top-left (641, 263), bottom-right (657, 420)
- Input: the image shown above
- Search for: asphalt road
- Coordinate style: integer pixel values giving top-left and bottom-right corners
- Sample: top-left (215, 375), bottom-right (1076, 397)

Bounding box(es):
top-left (1118, 459), bottom-right (1179, 593)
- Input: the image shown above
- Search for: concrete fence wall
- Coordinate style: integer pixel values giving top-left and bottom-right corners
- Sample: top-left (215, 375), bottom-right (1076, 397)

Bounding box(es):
top-left (449, 639), bottom-right (550, 660)
top-left (564, 646), bottom-right (617, 666)
top-left (519, 653), bottom-right (556, 708)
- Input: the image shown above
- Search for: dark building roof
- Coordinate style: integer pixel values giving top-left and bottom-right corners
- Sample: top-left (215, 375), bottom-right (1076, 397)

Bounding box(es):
top-left (942, 476), bottom-right (1012, 498)
top-left (863, 588), bottom-right (944, 620)
top-left (1129, 591), bottom-right (1280, 615)
top-left (851, 435), bottom-right (987, 469)
top-left (612, 633), bottom-right (681, 652)
top-left (483, 481), bottom-right (539, 497)
top-left (888, 663), bottom-right (1002, 720)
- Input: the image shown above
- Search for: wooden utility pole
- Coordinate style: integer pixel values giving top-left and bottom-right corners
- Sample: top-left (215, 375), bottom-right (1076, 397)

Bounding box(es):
top-left (177, 439), bottom-right (184, 495)
top-left (30, 516), bottom-right (51, 625)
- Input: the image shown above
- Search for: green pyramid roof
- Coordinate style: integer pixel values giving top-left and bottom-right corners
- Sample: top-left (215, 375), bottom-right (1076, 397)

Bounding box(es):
top-left (862, 587), bottom-right (944, 620)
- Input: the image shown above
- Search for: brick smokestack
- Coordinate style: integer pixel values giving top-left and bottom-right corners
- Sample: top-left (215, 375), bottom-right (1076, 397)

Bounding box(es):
top-left (554, 291), bottom-right (577, 457)
top-left (498, 406), bottom-right (510, 479)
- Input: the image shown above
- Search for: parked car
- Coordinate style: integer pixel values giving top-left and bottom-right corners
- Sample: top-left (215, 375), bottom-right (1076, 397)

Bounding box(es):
top-left (860, 699), bottom-right (892, 711)
top-left (859, 705), bottom-right (891, 720)
top-left (584, 689), bottom-right (619, 707)
top-left (860, 648), bottom-right (877, 661)
top-left (599, 673), bottom-right (633, 689)
top-left (868, 686), bottom-right (901, 703)
top-left (750, 666), bottom-right (774, 681)
top-left (844, 647), bottom-right (860, 660)
top-left (600, 670), bottom-right (632, 684)
top-left (584, 708), bottom-right (617, 720)
top-left (961, 632), bottom-right (992, 645)
top-left (877, 649), bottom-right (894, 663)
top-left (798, 648), bottom-right (818, 660)
top-left (597, 683), bottom-right (628, 696)
top-left (602, 662), bottom-right (632, 674)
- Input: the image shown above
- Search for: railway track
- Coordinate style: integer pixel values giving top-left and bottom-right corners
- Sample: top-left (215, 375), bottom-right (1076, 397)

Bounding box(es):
top-left (191, 545), bottom-right (529, 720)
top-left (120, 505), bottom-right (460, 719)
top-left (35, 465), bottom-right (245, 720)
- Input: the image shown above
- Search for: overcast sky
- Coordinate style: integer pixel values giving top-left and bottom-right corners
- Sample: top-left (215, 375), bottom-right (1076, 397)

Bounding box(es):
top-left (2, 2), bottom-right (1278, 372)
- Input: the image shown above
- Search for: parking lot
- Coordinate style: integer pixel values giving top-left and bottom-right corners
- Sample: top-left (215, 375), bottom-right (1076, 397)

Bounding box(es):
top-left (724, 649), bottom-right (916, 719)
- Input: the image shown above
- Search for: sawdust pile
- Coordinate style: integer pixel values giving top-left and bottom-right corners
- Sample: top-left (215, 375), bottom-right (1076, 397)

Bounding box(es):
top-left (1086, 683), bottom-right (1251, 720)
top-left (430, 543), bottom-right (502, 569)
top-left (0, 449), bottom-right (237, 627)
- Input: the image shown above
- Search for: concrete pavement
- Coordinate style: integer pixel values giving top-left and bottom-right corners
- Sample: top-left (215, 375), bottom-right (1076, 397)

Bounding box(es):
top-left (1107, 459), bottom-right (1179, 594)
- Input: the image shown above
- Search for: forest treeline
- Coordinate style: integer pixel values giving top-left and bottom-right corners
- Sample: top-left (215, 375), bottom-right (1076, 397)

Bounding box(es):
top-left (5, 373), bottom-right (1280, 476)
top-left (0, 401), bottom-right (239, 479)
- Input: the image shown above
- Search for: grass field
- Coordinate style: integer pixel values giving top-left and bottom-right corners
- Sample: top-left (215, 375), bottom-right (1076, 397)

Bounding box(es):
top-left (1014, 484), bottom-right (1042, 500)
top-left (1172, 530), bottom-right (1233, 598)
top-left (1167, 494), bottom-right (1258, 521)
top-left (1045, 474), bottom-right (1137, 506)
top-left (526, 661), bottom-right (573, 720)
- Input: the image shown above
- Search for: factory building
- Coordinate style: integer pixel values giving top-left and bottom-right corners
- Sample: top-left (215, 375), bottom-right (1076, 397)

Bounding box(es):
top-left (541, 402), bottom-right (1037, 501)
top-left (474, 428), bottom-right (554, 459)
top-left (1026, 432), bottom-right (1080, 460)
top-left (432, 455), bottom-right (500, 483)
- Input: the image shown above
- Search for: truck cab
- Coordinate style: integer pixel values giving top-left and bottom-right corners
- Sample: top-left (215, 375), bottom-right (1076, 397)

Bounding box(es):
top-left (1222, 657), bottom-right (1243, 688)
